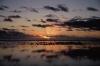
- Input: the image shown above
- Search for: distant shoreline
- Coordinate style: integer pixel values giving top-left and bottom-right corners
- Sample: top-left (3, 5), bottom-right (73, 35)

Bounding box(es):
top-left (0, 40), bottom-right (100, 45)
top-left (0, 39), bottom-right (100, 41)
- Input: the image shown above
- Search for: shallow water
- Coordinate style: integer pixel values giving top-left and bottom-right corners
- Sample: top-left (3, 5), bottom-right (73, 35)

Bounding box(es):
top-left (0, 41), bottom-right (100, 66)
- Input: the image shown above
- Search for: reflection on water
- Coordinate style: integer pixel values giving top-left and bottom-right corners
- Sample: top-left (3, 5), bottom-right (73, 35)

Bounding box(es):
top-left (0, 41), bottom-right (100, 66)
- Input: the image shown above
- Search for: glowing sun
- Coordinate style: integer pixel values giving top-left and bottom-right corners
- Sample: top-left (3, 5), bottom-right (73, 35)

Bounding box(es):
top-left (42, 36), bottom-right (50, 39)
top-left (39, 35), bottom-right (50, 39)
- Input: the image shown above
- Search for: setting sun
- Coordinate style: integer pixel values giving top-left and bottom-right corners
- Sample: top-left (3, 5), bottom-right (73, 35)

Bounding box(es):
top-left (42, 36), bottom-right (50, 39)
top-left (39, 35), bottom-right (50, 39)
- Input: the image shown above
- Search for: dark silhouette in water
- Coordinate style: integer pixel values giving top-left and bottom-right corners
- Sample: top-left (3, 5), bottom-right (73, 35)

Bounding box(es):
top-left (3, 55), bottom-right (12, 61)
top-left (3, 54), bottom-right (20, 62)
top-left (41, 54), bottom-right (59, 63)
top-left (41, 54), bottom-right (58, 59)
top-left (10, 58), bottom-right (20, 62)
top-left (32, 49), bottom-right (53, 53)
top-left (58, 47), bottom-right (100, 60)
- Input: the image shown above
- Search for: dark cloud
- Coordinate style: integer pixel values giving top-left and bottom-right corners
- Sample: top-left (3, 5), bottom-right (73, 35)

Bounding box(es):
top-left (2, 28), bottom-right (10, 31)
top-left (4, 18), bottom-right (13, 22)
top-left (0, 29), bottom-right (46, 40)
top-left (21, 6), bottom-right (39, 13)
top-left (8, 15), bottom-right (21, 18)
top-left (57, 4), bottom-right (69, 12)
top-left (20, 6), bottom-right (27, 9)
top-left (10, 26), bottom-right (15, 27)
top-left (46, 18), bottom-right (59, 22)
top-left (0, 29), bottom-right (30, 40)
top-left (48, 16), bottom-right (100, 31)
top-left (44, 5), bottom-right (69, 12)
top-left (40, 19), bottom-right (46, 23)
top-left (45, 14), bottom-right (55, 17)
top-left (2, 28), bottom-right (16, 31)
top-left (40, 17), bottom-right (60, 23)
top-left (54, 23), bottom-right (66, 27)
top-left (0, 5), bottom-right (9, 11)
top-left (22, 29), bottom-right (26, 31)
top-left (66, 28), bottom-right (73, 31)
top-left (32, 24), bottom-right (53, 28)
top-left (0, 7), bottom-right (5, 11)
top-left (30, 8), bottom-right (39, 13)
top-left (1, 15), bottom-right (21, 22)
top-left (45, 14), bottom-right (57, 18)
top-left (87, 7), bottom-right (99, 11)
top-left (20, 25), bottom-right (29, 27)
top-left (1, 5), bottom-right (9, 9)
top-left (27, 19), bottom-right (31, 22)
top-left (44, 5), bottom-right (60, 12)
top-left (44, 14), bottom-right (59, 22)
top-left (10, 10), bottom-right (22, 13)
top-left (63, 17), bottom-right (100, 30)
top-left (25, 18), bottom-right (31, 22)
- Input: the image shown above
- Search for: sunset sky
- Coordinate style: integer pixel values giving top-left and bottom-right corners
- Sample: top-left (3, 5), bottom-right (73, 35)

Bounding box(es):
top-left (0, 0), bottom-right (100, 38)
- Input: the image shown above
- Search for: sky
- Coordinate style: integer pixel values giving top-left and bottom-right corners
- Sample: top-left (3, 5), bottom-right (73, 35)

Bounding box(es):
top-left (0, 0), bottom-right (100, 38)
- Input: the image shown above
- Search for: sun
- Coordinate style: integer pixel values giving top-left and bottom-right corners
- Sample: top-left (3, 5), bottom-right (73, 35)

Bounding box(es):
top-left (42, 36), bottom-right (50, 39)
top-left (39, 35), bottom-right (50, 39)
